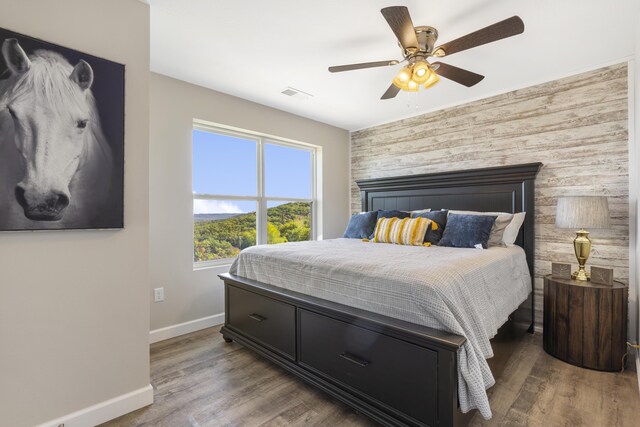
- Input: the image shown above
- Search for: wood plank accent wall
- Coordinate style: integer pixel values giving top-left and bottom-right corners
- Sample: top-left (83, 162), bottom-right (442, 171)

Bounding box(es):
top-left (350, 63), bottom-right (629, 328)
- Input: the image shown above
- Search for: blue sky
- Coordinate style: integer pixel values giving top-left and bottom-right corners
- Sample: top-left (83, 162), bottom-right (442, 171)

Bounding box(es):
top-left (192, 130), bottom-right (311, 214)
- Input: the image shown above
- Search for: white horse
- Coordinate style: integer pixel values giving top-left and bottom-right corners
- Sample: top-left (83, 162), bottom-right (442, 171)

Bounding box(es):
top-left (0, 38), bottom-right (113, 230)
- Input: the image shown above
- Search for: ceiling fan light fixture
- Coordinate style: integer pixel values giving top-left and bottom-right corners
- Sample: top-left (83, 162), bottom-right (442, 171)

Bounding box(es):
top-left (423, 71), bottom-right (440, 89)
top-left (393, 62), bottom-right (439, 92)
top-left (412, 61), bottom-right (431, 84)
top-left (392, 65), bottom-right (413, 89)
top-left (406, 79), bottom-right (419, 92)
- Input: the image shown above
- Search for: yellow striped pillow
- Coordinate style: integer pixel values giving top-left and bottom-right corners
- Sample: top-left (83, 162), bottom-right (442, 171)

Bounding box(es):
top-left (372, 217), bottom-right (434, 246)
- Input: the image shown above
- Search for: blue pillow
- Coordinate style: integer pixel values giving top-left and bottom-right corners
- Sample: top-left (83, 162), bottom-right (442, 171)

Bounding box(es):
top-left (369, 210), bottom-right (410, 239)
top-left (377, 210), bottom-right (410, 220)
top-left (413, 210), bottom-right (448, 244)
top-left (343, 211), bottom-right (379, 239)
top-left (438, 214), bottom-right (496, 249)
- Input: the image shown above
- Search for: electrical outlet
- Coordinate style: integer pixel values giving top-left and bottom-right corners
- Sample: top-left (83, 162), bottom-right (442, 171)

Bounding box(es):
top-left (154, 287), bottom-right (164, 302)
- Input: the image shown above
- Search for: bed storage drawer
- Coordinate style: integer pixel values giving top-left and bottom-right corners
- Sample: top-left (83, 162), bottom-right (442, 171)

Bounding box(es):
top-left (227, 285), bottom-right (295, 359)
top-left (298, 309), bottom-right (438, 425)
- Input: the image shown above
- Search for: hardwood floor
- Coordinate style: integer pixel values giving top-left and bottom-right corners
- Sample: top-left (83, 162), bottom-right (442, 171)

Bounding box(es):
top-left (101, 326), bottom-right (639, 427)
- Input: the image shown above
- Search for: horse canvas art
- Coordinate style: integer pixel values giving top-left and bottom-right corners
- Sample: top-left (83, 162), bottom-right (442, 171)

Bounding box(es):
top-left (0, 28), bottom-right (124, 230)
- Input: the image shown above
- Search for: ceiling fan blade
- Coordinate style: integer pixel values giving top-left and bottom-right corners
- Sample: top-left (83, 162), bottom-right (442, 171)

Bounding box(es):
top-left (381, 6), bottom-right (419, 52)
top-left (433, 16), bottom-right (524, 57)
top-left (433, 62), bottom-right (484, 87)
top-left (381, 84), bottom-right (401, 100)
top-left (328, 60), bottom-right (399, 73)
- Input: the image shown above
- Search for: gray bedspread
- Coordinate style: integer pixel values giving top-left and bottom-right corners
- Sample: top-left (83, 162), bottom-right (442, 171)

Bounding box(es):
top-left (229, 238), bottom-right (531, 419)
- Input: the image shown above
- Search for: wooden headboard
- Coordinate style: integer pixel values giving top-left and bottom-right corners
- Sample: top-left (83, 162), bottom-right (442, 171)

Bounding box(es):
top-left (356, 163), bottom-right (543, 329)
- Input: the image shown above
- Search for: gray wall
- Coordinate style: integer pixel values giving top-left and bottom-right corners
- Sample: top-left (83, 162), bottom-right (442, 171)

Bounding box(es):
top-left (351, 63), bottom-right (632, 334)
top-left (149, 73), bottom-right (350, 331)
top-left (0, 0), bottom-right (150, 426)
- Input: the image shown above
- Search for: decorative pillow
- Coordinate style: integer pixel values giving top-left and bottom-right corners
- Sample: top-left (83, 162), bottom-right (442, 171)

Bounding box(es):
top-left (410, 208), bottom-right (431, 217)
top-left (377, 210), bottom-right (411, 220)
top-left (343, 211), bottom-right (379, 239)
top-left (413, 210), bottom-right (448, 244)
top-left (502, 212), bottom-right (526, 246)
top-left (372, 217), bottom-right (433, 246)
top-left (369, 210), bottom-right (411, 239)
top-left (438, 214), bottom-right (497, 249)
top-left (448, 210), bottom-right (514, 247)
top-left (488, 215), bottom-right (512, 247)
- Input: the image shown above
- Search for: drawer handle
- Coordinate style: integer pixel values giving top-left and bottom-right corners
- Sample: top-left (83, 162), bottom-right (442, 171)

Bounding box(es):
top-left (248, 313), bottom-right (267, 322)
top-left (339, 352), bottom-right (369, 367)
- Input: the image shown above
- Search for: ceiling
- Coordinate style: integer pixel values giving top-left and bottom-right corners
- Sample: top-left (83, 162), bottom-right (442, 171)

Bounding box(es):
top-left (149, 0), bottom-right (639, 131)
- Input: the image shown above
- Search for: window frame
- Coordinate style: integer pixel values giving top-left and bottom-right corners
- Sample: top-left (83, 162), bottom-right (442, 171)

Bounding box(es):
top-left (192, 120), bottom-right (319, 269)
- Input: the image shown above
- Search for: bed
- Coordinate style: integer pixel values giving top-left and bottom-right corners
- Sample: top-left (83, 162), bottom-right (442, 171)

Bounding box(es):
top-left (219, 162), bottom-right (542, 427)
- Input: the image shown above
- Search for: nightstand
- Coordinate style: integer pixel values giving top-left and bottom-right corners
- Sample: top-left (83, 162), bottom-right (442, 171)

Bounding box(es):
top-left (543, 275), bottom-right (628, 371)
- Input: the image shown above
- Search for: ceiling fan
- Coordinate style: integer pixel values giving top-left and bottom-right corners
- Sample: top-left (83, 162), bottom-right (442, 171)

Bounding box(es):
top-left (328, 6), bottom-right (524, 100)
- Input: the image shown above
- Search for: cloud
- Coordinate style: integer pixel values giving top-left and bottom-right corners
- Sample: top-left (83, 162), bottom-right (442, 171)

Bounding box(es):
top-left (193, 199), bottom-right (245, 214)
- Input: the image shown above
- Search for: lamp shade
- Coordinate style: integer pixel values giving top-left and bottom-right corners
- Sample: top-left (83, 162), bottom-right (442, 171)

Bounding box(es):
top-left (555, 196), bottom-right (611, 229)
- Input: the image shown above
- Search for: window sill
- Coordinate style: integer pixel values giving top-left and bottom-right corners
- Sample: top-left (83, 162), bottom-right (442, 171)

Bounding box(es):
top-left (193, 260), bottom-right (234, 271)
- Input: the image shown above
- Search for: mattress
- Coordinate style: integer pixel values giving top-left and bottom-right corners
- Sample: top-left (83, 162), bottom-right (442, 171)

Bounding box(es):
top-left (229, 238), bottom-right (532, 419)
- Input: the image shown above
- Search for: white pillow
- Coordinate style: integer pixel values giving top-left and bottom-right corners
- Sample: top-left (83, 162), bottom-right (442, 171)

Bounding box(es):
top-left (447, 210), bottom-right (521, 247)
top-left (502, 212), bottom-right (526, 246)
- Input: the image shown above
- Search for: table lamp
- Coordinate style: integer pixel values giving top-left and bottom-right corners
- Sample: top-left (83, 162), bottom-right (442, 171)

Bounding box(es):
top-left (555, 196), bottom-right (611, 281)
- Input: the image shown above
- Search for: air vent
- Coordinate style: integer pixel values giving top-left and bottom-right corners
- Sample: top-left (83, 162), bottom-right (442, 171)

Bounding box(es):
top-left (281, 87), bottom-right (313, 100)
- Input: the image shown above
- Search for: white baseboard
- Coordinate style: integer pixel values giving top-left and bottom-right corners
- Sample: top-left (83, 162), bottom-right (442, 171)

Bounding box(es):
top-left (149, 313), bottom-right (224, 344)
top-left (35, 384), bottom-right (153, 427)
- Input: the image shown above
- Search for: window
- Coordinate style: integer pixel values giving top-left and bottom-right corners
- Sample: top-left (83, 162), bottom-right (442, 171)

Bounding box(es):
top-left (192, 121), bottom-right (317, 267)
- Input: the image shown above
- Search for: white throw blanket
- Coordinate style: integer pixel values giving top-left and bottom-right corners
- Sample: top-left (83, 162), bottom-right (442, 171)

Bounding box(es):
top-left (229, 238), bottom-right (531, 419)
